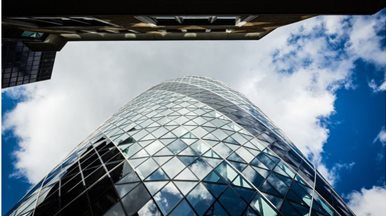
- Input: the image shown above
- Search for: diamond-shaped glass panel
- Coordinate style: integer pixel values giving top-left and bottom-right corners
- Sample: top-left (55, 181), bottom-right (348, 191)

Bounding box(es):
top-left (154, 182), bottom-right (183, 215)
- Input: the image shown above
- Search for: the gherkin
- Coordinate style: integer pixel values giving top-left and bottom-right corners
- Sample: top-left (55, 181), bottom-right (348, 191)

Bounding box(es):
top-left (8, 76), bottom-right (354, 216)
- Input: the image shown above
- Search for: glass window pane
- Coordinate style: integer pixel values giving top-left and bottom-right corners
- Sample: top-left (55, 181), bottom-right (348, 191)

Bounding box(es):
top-left (231, 134), bottom-right (248, 145)
top-left (192, 127), bottom-right (208, 138)
top-left (109, 161), bottom-right (133, 183)
top-left (60, 193), bottom-right (92, 216)
top-left (215, 162), bottom-right (238, 182)
top-left (227, 152), bottom-right (247, 163)
top-left (103, 202), bottom-right (125, 216)
top-left (206, 202), bottom-right (229, 215)
top-left (162, 157), bottom-right (185, 178)
top-left (169, 199), bottom-right (195, 216)
top-left (146, 169), bottom-right (170, 181)
top-left (175, 168), bottom-right (198, 181)
top-left (290, 182), bottom-right (312, 206)
top-left (154, 182), bottom-right (183, 215)
top-left (251, 193), bottom-right (278, 216)
top-left (121, 143), bottom-right (141, 158)
top-left (153, 156), bottom-right (172, 166)
top-left (137, 158), bottom-right (158, 179)
top-left (202, 149), bottom-right (221, 159)
top-left (186, 183), bottom-right (215, 215)
top-left (275, 162), bottom-right (296, 178)
top-left (212, 129), bottom-right (228, 140)
top-left (174, 181), bottom-right (198, 195)
top-left (229, 161), bottom-right (247, 172)
top-left (223, 136), bottom-right (239, 145)
top-left (116, 171), bottom-right (140, 185)
top-left (213, 143), bottom-right (232, 158)
top-left (242, 166), bottom-right (265, 188)
top-left (138, 199), bottom-right (162, 216)
top-left (121, 183), bottom-right (151, 216)
top-left (188, 158), bottom-right (212, 180)
top-left (267, 174), bottom-right (289, 196)
top-left (144, 181), bottom-right (168, 195)
top-left (14, 194), bottom-right (37, 215)
top-left (152, 127), bottom-right (169, 138)
top-left (172, 127), bottom-right (189, 138)
top-left (88, 177), bottom-right (120, 215)
top-left (260, 181), bottom-right (282, 198)
top-left (167, 139), bottom-right (188, 154)
top-left (232, 175), bottom-right (253, 189)
top-left (203, 183), bottom-right (227, 198)
top-left (236, 147), bottom-right (255, 163)
top-left (190, 140), bottom-right (210, 155)
top-left (154, 147), bottom-right (174, 156)
top-left (203, 170), bottom-right (226, 184)
top-left (232, 187), bottom-right (256, 203)
top-left (179, 147), bottom-right (198, 156)
top-left (115, 183), bottom-right (138, 198)
top-left (262, 193), bottom-right (283, 209)
top-left (145, 140), bottom-right (164, 155)
top-left (218, 188), bottom-right (247, 216)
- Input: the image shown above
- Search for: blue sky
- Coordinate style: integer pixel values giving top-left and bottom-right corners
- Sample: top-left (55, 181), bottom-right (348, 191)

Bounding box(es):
top-left (2, 9), bottom-right (386, 215)
top-left (322, 59), bottom-right (385, 195)
top-left (2, 94), bottom-right (30, 214)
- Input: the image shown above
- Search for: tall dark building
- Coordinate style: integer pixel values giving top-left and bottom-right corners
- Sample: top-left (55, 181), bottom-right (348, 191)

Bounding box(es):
top-left (7, 77), bottom-right (355, 216)
top-left (2, 41), bottom-right (56, 88)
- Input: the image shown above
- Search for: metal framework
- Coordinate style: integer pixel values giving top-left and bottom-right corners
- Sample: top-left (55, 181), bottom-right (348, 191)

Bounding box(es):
top-left (8, 77), bottom-right (355, 216)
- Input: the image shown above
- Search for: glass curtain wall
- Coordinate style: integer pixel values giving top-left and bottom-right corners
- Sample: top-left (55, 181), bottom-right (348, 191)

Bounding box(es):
top-left (7, 76), bottom-right (354, 216)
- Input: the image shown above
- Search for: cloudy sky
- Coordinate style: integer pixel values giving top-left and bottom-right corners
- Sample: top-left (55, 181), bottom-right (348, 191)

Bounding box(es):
top-left (2, 9), bottom-right (386, 215)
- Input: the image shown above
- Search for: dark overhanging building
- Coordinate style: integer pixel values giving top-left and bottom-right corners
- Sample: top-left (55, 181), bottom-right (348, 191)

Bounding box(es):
top-left (2, 41), bottom-right (56, 88)
top-left (2, 0), bottom-right (385, 88)
top-left (7, 77), bottom-right (356, 216)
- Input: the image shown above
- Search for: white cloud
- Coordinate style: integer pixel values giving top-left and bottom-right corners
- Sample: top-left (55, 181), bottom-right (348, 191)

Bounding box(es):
top-left (349, 12), bottom-right (386, 93)
top-left (347, 185), bottom-right (386, 216)
top-left (373, 126), bottom-right (386, 146)
top-left (374, 126), bottom-right (386, 162)
top-left (379, 80), bottom-right (386, 91)
top-left (315, 162), bottom-right (356, 186)
top-left (368, 75), bottom-right (386, 92)
top-left (349, 14), bottom-right (386, 67)
top-left (239, 18), bottom-right (354, 184)
top-left (3, 10), bottom-right (386, 186)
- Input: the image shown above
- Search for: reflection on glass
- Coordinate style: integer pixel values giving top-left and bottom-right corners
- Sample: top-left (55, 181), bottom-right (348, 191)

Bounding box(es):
top-left (162, 157), bottom-right (185, 178)
top-left (167, 139), bottom-right (188, 154)
top-left (154, 182), bottom-right (183, 215)
top-left (251, 193), bottom-right (277, 216)
top-left (218, 187), bottom-right (247, 216)
top-left (174, 181), bottom-right (198, 195)
top-left (137, 158), bottom-right (158, 179)
top-left (144, 181), bottom-right (168, 195)
top-left (103, 202), bottom-right (126, 216)
top-left (189, 158), bottom-right (212, 179)
top-left (215, 162), bottom-right (238, 182)
top-left (187, 183), bottom-right (215, 215)
top-left (9, 77), bottom-right (352, 216)
top-left (138, 199), bottom-right (162, 216)
top-left (169, 199), bottom-right (196, 216)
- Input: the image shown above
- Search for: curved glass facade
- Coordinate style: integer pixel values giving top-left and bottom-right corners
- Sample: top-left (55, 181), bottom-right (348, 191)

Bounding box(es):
top-left (7, 76), bottom-right (354, 216)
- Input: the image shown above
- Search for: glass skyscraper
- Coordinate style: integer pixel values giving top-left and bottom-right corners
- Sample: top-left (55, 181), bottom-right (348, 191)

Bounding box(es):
top-left (7, 76), bottom-right (354, 216)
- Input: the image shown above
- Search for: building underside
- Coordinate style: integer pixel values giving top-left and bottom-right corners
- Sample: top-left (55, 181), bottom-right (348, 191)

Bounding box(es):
top-left (2, 0), bottom-right (384, 88)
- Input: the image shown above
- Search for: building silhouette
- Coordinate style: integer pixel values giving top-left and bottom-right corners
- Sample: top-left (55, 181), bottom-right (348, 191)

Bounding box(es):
top-left (2, 14), bottom-right (312, 88)
top-left (2, 41), bottom-right (56, 88)
top-left (2, 0), bottom-right (385, 88)
top-left (7, 76), bottom-right (354, 216)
